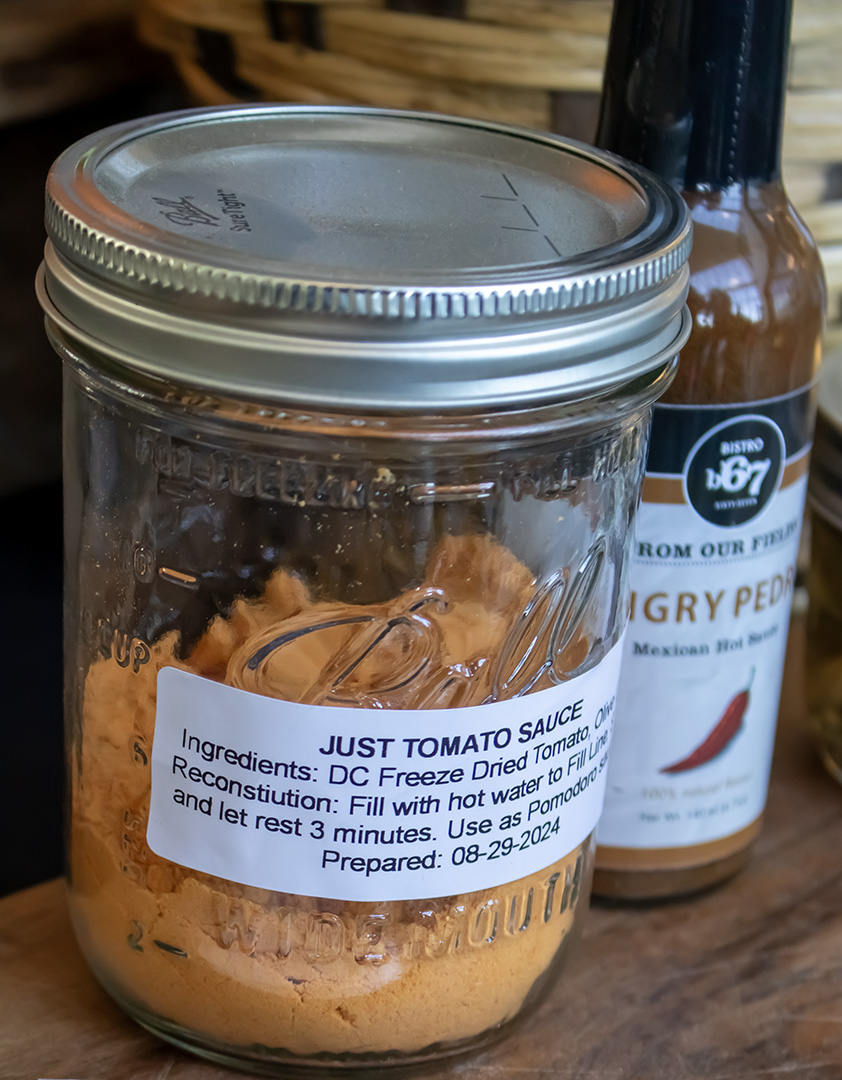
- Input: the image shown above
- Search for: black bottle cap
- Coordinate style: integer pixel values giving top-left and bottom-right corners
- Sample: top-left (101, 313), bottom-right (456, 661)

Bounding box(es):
top-left (596, 0), bottom-right (792, 189)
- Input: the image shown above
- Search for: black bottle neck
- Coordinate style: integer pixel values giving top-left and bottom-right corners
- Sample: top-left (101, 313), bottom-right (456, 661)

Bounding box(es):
top-left (595, 0), bottom-right (792, 191)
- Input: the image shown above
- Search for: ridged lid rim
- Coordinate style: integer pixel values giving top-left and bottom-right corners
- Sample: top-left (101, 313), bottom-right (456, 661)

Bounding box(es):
top-left (40, 105), bottom-right (692, 410)
top-left (44, 105), bottom-right (691, 323)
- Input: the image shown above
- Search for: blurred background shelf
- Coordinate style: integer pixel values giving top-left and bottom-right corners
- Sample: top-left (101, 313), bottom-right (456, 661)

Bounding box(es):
top-left (135, 0), bottom-right (842, 339)
top-left (1, 0), bottom-right (150, 124)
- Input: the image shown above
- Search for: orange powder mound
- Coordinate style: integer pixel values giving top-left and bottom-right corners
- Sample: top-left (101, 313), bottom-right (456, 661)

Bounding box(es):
top-left (69, 534), bottom-right (591, 1061)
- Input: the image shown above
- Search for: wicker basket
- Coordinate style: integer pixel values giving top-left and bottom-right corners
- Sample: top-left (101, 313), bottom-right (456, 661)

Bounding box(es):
top-left (1, 0), bottom-right (148, 125)
top-left (136, 0), bottom-right (842, 336)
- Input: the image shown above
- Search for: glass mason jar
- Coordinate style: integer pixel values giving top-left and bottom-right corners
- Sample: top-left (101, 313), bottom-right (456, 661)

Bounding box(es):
top-left (806, 351), bottom-right (842, 786)
top-left (38, 106), bottom-right (691, 1073)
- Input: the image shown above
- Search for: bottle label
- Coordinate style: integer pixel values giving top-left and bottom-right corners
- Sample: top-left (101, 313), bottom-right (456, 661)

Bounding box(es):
top-left (597, 387), bottom-right (814, 858)
top-left (148, 636), bottom-right (624, 901)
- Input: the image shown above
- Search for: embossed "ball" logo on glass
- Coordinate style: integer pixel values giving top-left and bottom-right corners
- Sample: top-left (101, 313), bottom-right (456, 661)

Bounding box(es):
top-left (227, 540), bottom-right (605, 708)
top-left (684, 416), bottom-right (785, 528)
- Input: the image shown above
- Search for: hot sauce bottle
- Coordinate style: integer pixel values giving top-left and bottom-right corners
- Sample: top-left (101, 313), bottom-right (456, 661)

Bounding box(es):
top-left (593, 0), bottom-right (825, 899)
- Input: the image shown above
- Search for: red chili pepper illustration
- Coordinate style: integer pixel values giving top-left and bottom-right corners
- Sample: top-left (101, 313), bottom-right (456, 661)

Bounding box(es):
top-left (660, 668), bottom-right (754, 774)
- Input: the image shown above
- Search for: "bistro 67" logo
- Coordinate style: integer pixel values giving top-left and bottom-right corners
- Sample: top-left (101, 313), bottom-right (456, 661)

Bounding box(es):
top-left (685, 415), bottom-right (784, 527)
top-left (704, 437), bottom-right (772, 496)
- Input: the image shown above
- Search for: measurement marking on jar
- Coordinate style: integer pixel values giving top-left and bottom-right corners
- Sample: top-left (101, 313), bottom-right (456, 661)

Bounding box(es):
top-left (158, 567), bottom-right (200, 589)
top-left (481, 172), bottom-right (561, 257)
top-left (480, 176), bottom-right (521, 204)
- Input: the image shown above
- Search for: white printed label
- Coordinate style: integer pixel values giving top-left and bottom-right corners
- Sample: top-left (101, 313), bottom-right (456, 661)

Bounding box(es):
top-left (148, 638), bottom-right (623, 901)
top-left (597, 474), bottom-right (806, 850)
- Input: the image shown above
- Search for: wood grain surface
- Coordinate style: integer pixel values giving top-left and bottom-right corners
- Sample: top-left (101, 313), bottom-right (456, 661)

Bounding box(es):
top-left (3, 618), bottom-right (841, 1080)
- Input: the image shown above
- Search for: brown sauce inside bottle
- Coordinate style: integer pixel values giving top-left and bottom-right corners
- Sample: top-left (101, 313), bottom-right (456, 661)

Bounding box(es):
top-left (593, 182), bottom-right (824, 901)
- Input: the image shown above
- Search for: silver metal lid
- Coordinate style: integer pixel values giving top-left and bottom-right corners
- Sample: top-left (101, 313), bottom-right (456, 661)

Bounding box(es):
top-left (809, 350), bottom-right (842, 530)
top-left (39, 105), bottom-right (691, 411)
